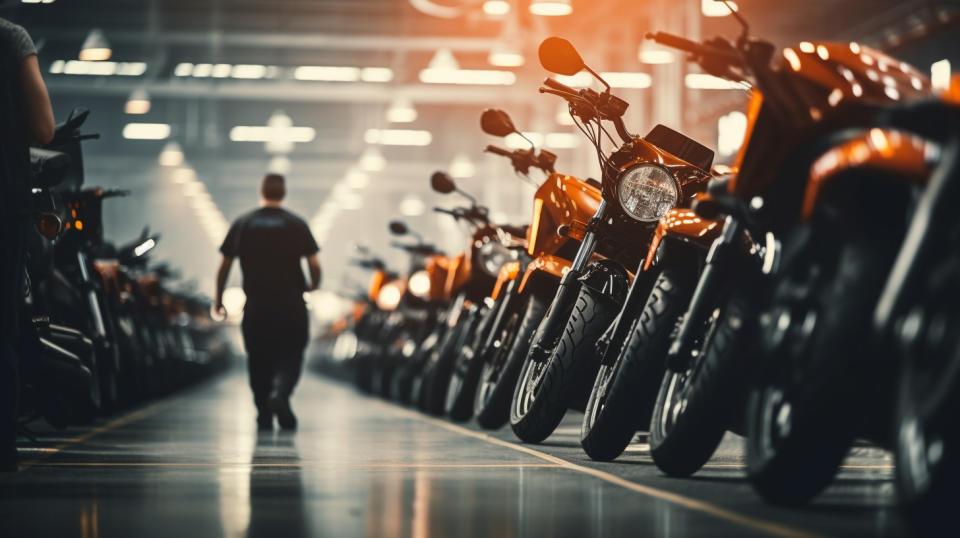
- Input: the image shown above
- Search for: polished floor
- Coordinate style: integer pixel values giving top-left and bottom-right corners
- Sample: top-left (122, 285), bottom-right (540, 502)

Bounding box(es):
top-left (0, 369), bottom-right (908, 537)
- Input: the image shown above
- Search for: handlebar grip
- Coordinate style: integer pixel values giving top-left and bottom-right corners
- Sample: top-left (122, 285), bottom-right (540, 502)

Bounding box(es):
top-left (645, 32), bottom-right (704, 55)
top-left (542, 77), bottom-right (579, 96)
top-left (485, 145), bottom-right (513, 158)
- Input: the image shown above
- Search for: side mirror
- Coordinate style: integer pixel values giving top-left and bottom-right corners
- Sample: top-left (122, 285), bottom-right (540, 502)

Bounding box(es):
top-left (480, 109), bottom-right (517, 137)
top-left (388, 221), bottom-right (408, 236)
top-left (430, 171), bottom-right (456, 194)
top-left (538, 37), bottom-right (585, 76)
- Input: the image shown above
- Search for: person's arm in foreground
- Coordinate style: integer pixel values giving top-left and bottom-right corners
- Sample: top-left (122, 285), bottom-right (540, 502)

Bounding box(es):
top-left (306, 253), bottom-right (321, 291)
top-left (19, 54), bottom-right (54, 145)
top-left (214, 255), bottom-right (234, 318)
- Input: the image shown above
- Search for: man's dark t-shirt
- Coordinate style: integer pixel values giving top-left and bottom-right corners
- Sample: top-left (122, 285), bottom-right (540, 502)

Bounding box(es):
top-left (220, 207), bottom-right (318, 310)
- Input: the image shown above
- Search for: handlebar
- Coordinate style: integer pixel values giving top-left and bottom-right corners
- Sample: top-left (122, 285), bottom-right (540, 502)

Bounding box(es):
top-left (645, 31), bottom-right (742, 68)
top-left (485, 145), bottom-right (512, 158)
top-left (542, 77), bottom-right (579, 96)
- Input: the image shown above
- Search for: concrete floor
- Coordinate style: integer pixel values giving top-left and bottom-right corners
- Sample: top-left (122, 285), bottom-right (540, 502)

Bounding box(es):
top-left (0, 370), bottom-right (908, 537)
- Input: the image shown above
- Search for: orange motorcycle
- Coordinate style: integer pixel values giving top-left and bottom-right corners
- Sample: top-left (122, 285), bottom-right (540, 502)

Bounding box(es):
top-left (642, 3), bottom-right (939, 505)
top-left (506, 37), bottom-right (714, 444)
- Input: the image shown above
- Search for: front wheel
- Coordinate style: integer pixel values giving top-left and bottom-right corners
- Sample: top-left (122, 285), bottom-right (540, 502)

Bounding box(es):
top-left (510, 287), bottom-right (618, 443)
top-left (474, 295), bottom-right (545, 429)
top-left (581, 270), bottom-right (691, 462)
top-left (649, 292), bottom-right (750, 477)
top-left (893, 259), bottom-right (960, 534)
top-left (746, 238), bottom-right (887, 506)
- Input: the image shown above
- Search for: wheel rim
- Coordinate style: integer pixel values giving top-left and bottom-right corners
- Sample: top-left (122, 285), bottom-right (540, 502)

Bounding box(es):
top-left (585, 363), bottom-right (617, 431)
top-left (475, 315), bottom-right (519, 410)
top-left (514, 358), bottom-right (547, 418)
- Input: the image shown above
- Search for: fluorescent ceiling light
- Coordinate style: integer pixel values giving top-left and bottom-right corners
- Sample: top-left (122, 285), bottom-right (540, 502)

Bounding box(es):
top-left (399, 195), bottom-right (426, 217)
top-left (232, 64), bottom-right (267, 79)
top-left (638, 44), bottom-right (675, 65)
top-left (359, 147), bottom-right (387, 172)
top-left (685, 73), bottom-right (744, 90)
top-left (158, 141), bottom-right (184, 166)
top-left (482, 1), bottom-right (510, 15)
top-left (123, 123), bottom-right (170, 140)
top-left (530, 0), bottom-right (572, 16)
top-left (702, 0), bottom-right (737, 17)
top-left (345, 170), bottom-right (369, 189)
top-left (79, 28), bottom-right (111, 61)
top-left (489, 45), bottom-right (525, 67)
top-left (125, 88), bottom-right (150, 114)
top-left (718, 111), bottom-right (747, 156)
top-left (428, 48), bottom-right (459, 71)
top-left (360, 67), bottom-right (393, 82)
top-left (174, 63), bottom-right (193, 77)
top-left (229, 126), bottom-right (316, 143)
top-left (364, 129), bottom-right (432, 146)
top-left (294, 66), bottom-right (359, 81)
top-left (212, 64), bottom-right (232, 78)
top-left (22, 0), bottom-right (58, 4)
top-left (450, 153), bottom-right (475, 178)
top-left (419, 68), bottom-right (516, 85)
top-left (386, 98), bottom-right (417, 123)
top-left (192, 63), bottom-right (213, 77)
top-left (544, 132), bottom-right (580, 149)
top-left (602, 72), bottom-right (652, 89)
top-left (268, 155), bottom-right (292, 175)
top-left (555, 103), bottom-right (574, 126)
top-left (555, 72), bottom-right (593, 87)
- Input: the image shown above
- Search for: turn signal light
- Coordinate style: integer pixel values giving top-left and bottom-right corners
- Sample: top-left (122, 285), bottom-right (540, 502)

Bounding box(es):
top-left (35, 213), bottom-right (62, 239)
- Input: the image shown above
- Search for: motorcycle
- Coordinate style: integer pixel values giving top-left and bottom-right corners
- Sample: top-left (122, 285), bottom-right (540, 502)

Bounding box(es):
top-left (643, 2), bottom-right (938, 503)
top-left (470, 108), bottom-right (600, 430)
top-left (508, 37), bottom-right (713, 444)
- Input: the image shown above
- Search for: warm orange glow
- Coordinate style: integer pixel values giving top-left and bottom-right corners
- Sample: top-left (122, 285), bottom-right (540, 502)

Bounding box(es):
top-left (783, 48), bottom-right (801, 71)
top-left (74, 220), bottom-right (84, 230)
top-left (528, 198), bottom-right (544, 256)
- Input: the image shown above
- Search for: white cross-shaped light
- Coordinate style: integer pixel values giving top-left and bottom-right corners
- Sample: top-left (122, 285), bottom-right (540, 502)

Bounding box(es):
top-left (229, 110), bottom-right (316, 154)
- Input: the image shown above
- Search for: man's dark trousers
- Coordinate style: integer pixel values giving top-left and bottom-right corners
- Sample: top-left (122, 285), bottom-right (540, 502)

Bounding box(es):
top-left (241, 302), bottom-right (308, 416)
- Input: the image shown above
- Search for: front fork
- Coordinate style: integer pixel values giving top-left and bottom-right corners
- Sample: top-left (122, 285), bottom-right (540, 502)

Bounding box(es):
top-left (77, 251), bottom-right (116, 370)
top-left (666, 216), bottom-right (742, 372)
top-left (527, 201), bottom-right (607, 363)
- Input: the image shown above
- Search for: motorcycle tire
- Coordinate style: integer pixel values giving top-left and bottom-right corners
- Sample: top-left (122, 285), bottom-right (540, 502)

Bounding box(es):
top-left (746, 238), bottom-right (884, 506)
top-left (511, 287), bottom-right (618, 443)
top-left (475, 295), bottom-right (545, 429)
top-left (649, 291), bottom-right (750, 477)
top-left (581, 271), bottom-right (690, 462)
top-left (445, 320), bottom-right (490, 421)
top-left (422, 309), bottom-right (474, 416)
top-left (893, 258), bottom-right (960, 535)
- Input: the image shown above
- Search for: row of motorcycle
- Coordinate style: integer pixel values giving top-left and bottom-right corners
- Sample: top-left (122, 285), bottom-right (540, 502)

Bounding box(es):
top-left (17, 107), bottom-right (231, 432)
top-left (318, 19), bottom-right (959, 534)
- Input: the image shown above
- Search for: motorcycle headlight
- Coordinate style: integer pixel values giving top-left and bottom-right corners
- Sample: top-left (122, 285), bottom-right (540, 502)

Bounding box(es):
top-left (617, 164), bottom-right (679, 222)
top-left (375, 282), bottom-right (403, 311)
top-left (408, 270), bottom-right (431, 299)
top-left (478, 241), bottom-right (512, 278)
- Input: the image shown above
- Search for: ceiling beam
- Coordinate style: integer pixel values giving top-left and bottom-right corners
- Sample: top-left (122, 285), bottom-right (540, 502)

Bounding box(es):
top-left (46, 80), bottom-right (534, 104)
top-left (32, 28), bottom-right (501, 52)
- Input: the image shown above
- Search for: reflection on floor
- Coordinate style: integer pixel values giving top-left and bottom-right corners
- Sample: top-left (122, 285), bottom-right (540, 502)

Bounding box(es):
top-left (0, 370), bottom-right (905, 537)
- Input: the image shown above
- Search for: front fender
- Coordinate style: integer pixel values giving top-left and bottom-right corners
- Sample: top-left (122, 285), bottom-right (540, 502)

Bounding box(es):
top-left (803, 129), bottom-right (929, 220)
top-left (643, 208), bottom-right (723, 271)
top-left (517, 254), bottom-right (570, 296)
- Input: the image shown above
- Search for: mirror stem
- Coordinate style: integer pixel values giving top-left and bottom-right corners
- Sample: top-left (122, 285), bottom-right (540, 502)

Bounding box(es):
top-left (584, 65), bottom-right (610, 92)
top-left (455, 188), bottom-right (477, 207)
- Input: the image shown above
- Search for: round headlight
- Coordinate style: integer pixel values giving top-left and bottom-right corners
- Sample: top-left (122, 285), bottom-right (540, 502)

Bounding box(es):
top-left (478, 241), bottom-right (511, 278)
top-left (408, 270), bottom-right (431, 299)
top-left (617, 164), bottom-right (678, 222)
top-left (376, 282), bottom-right (403, 311)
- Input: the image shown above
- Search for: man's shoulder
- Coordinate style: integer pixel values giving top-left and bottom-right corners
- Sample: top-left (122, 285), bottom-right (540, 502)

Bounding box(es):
top-left (277, 207), bottom-right (310, 228)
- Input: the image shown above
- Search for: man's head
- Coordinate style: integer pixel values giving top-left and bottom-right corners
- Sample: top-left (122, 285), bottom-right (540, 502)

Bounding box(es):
top-left (260, 173), bottom-right (285, 205)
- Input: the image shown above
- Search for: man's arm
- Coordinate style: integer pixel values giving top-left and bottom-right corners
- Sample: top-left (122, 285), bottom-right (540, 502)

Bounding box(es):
top-left (19, 55), bottom-right (55, 146)
top-left (214, 255), bottom-right (234, 318)
top-left (306, 253), bottom-right (321, 291)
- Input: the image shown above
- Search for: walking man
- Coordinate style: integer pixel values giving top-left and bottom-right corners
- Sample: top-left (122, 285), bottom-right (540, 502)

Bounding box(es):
top-left (215, 174), bottom-right (320, 430)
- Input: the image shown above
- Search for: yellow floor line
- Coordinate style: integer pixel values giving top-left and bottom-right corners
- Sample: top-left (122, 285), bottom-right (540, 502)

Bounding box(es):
top-left (17, 396), bottom-right (184, 470)
top-left (375, 400), bottom-right (823, 538)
